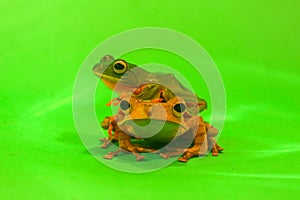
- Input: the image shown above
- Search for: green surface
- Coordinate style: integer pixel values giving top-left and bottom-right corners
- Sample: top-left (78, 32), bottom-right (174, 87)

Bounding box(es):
top-left (1, 0), bottom-right (300, 199)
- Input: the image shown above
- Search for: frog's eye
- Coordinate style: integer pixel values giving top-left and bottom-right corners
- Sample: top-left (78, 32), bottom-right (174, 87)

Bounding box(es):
top-left (173, 103), bottom-right (186, 117)
top-left (113, 60), bottom-right (128, 74)
top-left (120, 100), bottom-right (131, 114)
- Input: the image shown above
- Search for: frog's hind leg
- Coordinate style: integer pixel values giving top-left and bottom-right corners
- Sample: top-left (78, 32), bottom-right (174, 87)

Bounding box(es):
top-left (100, 116), bottom-right (118, 148)
top-left (178, 118), bottom-right (208, 163)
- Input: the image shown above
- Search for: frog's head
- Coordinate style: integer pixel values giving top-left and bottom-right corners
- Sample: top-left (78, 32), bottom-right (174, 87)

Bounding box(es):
top-left (93, 55), bottom-right (138, 90)
top-left (116, 95), bottom-right (195, 143)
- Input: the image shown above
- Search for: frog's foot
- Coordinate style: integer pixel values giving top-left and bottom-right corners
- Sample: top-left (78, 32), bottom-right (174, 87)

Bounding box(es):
top-left (211, 143), bottom-right (224, 156)
top-left (118, 131), bottom-right (156, 161)
top-left (131, 152), bottom-right (145, 161)
top-left (119, 144), bottom-right (155, 161)
top-left (103, 149), bottom-right (122, 160)
top-left (178, 146), bottom-right (206, 163)
top-left (122, 148), bottom-right (145, 161)
top-left (216, 144), bottom-right (224, 151)
top-left (159, 149), bottom-right (185, 159)
top-left (208, 137), bottom-right (224, 156)
top-left (102, 148), bottom-right (145, 161)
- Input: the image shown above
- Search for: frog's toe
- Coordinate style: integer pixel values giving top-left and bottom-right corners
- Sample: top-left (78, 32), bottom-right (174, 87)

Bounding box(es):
top-left (211, 145), bottom-right (219, 156)
top-left (103, 149), bottom-right (122, 160)
top-left (180, 148), bottom-right (202, 162)
top-left (130, 152), bottom-right (145, 161)
top-left (211, 143), bottom-right (224, 156)
top-left (177, 156), bottom-right (188, 163)
top-left (212, 152), bottom-right (219, 156)
top-left (135, 155), bottom-right (145, 161)
top-left (103, 154), bottom-right (114, 160)
top-left (160, 153), bottom-right (170, 159)
top-left (216, 144), bottom-right (224, 151)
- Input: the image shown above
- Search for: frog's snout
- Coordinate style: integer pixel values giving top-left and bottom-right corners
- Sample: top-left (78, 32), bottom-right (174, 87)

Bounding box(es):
top-left (93, 63), bottom-right (104, 78)
top-left (93, 55), bottom-right (115, 78)
top-left (100, 55), bottom-right (114, 62)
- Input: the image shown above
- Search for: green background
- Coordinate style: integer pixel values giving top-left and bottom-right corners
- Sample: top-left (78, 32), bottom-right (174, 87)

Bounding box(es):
top-left (1, 0), bottom-right (299, 199)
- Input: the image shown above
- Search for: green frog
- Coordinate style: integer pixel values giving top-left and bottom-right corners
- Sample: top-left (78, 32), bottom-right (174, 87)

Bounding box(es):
top-left (93, 55), bottom-right (207, 113)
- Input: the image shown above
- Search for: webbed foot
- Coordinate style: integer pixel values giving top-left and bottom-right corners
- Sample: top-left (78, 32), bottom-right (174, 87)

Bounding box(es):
top-left (177, 145), bottom-right (207, 163)
top-left (211, 143), bottom-right (224, 156)
top-left (103, 149), bottom-right (122, 159)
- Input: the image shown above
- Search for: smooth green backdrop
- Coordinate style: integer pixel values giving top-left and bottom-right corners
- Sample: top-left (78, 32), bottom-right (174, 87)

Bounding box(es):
top-left (1, 0), bottom-right (299, 199)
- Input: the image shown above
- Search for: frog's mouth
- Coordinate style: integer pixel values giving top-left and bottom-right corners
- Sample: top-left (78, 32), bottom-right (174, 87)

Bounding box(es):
top-left (99, 73), bottom-right (120, 83)
top-left (92, 73), bottom-right (119, 91)
top-left (119, 118), bottom-right (190, 143)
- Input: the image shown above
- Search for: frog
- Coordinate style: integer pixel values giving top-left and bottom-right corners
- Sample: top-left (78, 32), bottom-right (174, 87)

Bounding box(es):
top-left (101, 94), bottom-right (222, 162)
top-left (100, 116), bottom-right (223, 156)
top-left (93, 55), bottom-right (207, 113)
top-left (93, 55), bottom-right (223, 161)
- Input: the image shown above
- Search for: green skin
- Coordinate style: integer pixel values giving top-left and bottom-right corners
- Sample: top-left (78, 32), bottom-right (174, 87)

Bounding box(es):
top-left (93, 55), bottom-right (207, 113)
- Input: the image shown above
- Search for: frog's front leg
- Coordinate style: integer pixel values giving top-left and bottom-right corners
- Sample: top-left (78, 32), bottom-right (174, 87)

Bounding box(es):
top-left (99, 116), bottom-right (118, 148)
top-left (102, 132), bottom-right (144, 161)
top-left (118, 131), bottom-right (155, 161)
top-left (178, 117), bottom-right (208, 163)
